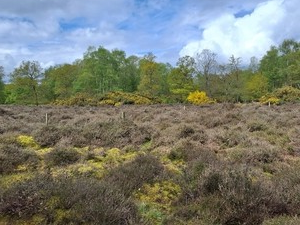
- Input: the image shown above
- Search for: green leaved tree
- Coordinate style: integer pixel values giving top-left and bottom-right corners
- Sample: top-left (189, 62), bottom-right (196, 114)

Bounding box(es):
top-left (138, 53), bottom-right (162, 97)
top-left (168, 56), bottom-right (196, 102)
top-left (42, 63), bottom-right (79, 102)
top-left (0, 66), bottom-right (5, 103)
top-left (9, 61), bottom-right (43, 105)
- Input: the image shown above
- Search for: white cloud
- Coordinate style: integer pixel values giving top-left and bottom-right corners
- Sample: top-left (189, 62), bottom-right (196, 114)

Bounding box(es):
top-left (180, 0), bottom-right (297, 64)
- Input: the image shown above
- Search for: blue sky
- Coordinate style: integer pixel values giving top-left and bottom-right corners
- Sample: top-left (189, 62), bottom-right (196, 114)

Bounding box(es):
top-left (0, 0), bottom-right (299, 74)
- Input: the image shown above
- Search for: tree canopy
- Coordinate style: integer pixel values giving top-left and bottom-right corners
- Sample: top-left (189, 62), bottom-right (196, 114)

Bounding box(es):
top-left (2, 39), bottom-right (300, 105)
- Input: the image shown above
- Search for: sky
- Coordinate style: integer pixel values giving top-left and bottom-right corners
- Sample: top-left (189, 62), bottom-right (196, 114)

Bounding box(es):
top-left (0, 0), bottom-right (300, 74)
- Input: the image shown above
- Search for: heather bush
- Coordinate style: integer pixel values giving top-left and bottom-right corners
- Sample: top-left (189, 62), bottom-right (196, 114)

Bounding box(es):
top-left (0, 174), bottom-right (140, 224)
top-left (263, 216), bottom-right (300, 225)
top-left (44, 148), bottom-right (81, 167)
top-left (104, 154), bottom-right (164, 197)
top-left (83, 120), bottom-right (153, 148)
top-left (51, 175), bottom-right (139, 224)
top-left (33, 125), bottom-right (61, 147)
top-left (178, 125), bottom-right (195, 139)
top-left (0, 142), bottom-right (39, 174)
top-left (58, 126), bottom-right (87, 147)
top-left (247, 121), bottom-right (268, 132)
top-left (271, 164), bottom-right (300, 215)
top-left (0, 173), bottom-right (54, 218)
top-left (174, 166), bottom-right (273, 225)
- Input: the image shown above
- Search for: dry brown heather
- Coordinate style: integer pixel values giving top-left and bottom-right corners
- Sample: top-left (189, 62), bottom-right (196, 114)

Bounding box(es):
top-left (0, 103), bottom-right (300, 224)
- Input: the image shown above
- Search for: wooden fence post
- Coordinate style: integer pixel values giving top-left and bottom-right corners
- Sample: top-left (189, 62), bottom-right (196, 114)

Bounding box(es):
top-left (121, 111), bottom-right (125, 120)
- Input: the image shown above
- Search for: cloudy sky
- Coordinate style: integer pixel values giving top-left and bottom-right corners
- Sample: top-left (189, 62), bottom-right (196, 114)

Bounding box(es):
top-left (0, 0), bottom-right (299, 74)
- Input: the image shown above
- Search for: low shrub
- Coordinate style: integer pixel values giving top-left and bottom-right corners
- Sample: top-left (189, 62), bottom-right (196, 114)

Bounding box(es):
top-left (273, 86), bottom-right (300, 102)
top-left (134, 181), bottom-right (182, 224)
top-left (44, 148), bottom-right (81, 167)
top-left (102, 91), bottom-right (157, 105)
top-left (0, 143), bottom-right (39, 174)
top-left (247, 121), bottom-right (268, 132)
top-left (0, 173), bottom-right (54, 218)
top-left (178, 125), bottom-right (195, 139)
top-left (0, 174), bottom-right (140, 224)
top-left (53, 93), bottom-right (99, 106)
top-left (104, 154), bottom-right (164, 197)
top-left (263, 216), bottom-right (300, 225)
top-left (17, 135), bottom-right (39, 149)
top-left (271, 164), bottom-right (300, 215)
top-left (187, 91), bottom-right (215, 105)
top-left (51, 175), bottom-right (139, 224)
top-left (260, 86), bottom-right (300, 104)
top-left (259, 95), bottom-right (281, 105)
top-left (175, 166), bottom-right (272, 225)
top-left (33, 125), bottom-right (61, 147)
top-left (83, 120), bottom-right (153, 148)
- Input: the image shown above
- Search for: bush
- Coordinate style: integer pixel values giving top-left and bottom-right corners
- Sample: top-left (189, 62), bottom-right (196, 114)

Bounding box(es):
top-left (0, 143), bottom-right (39, 174)
top-left (53, 93), bottom-right (99, 106)
top-left (59, 126), bottom-right (88, 147)
top-left (134, 181), bottom-right (182, 224)
top-left (187, 91), bottom-right (215, 105)
top-left (0, 174), bottom-right (140, 224)
top-left (17, 135), bottom-right (39, 149)
top-left (271, 164), bottom-right (300, 215)
top-left (33, 125), bottom-right (61, 147)
top-left (175, 167), bottom-right (272, 225)
top-left (0, 174), bottom-right (54, 218)
top-left (259, 95), bottom-right (281, 105)
top-left (83, 120), bottom-right (153, 148)
top-left (178, 125), bottom-right (195, 139)
top-left (260, 86), bottom-right (300, 104)
top-left (273, 86), bottom-right (300, 102)
top-left (52, 176), bottom-right (139, 224)
top-left (44, 148), bottom-right (81, 167)
top-left (104, 154), bottom-right (164, 197)
top-left (102, 91), bottom-right (157, 105)
top-left (263, 216), bottom-right (300, 225)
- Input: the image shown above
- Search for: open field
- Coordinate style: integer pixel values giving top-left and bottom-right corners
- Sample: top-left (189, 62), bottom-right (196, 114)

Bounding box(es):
top-left (1, 103), bottom-right (300, 224)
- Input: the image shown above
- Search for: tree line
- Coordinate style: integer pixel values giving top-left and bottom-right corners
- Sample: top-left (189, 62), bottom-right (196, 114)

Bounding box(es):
top-left (0, 39), bottom-right (300, 105)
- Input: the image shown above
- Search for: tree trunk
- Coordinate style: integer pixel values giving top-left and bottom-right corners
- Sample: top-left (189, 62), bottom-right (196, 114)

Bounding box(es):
top-left (32, 85), bottom-right (39, 106)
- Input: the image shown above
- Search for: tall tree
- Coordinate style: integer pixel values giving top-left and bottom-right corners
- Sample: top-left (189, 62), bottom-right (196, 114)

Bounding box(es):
top-left (0, 66), bottom-right (5, 103)
top-left (278, 40), bottom-right (300, 88)
top-left (167, 56), bottom-right (196, 102)
top-left (42, 63), bottom-right (79, 102)
top-left (248, 56), bottom-right (259, 73)
top-left (260, 39), bottom-right (300, 89)
top-left (195, 49), bottom-right (218, 95)
top-left (73, 46), bottom-right (116, 94)
top-left (73, 46), bottom-right (138, 95)
top-left (9, 61), bottom-right (43, 105)
top-left (120, 55), bottom-right (140, 92)
top-left (138, 53), bottom-right (162, 97)
top-left (278, 39), bottom-right (300, 55)
top-left (245, 73), bottom-right (269, 101)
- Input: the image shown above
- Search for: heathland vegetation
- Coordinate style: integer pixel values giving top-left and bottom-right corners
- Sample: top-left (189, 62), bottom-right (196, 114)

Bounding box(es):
top-left (0, 103), bottom-right (300, 224)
